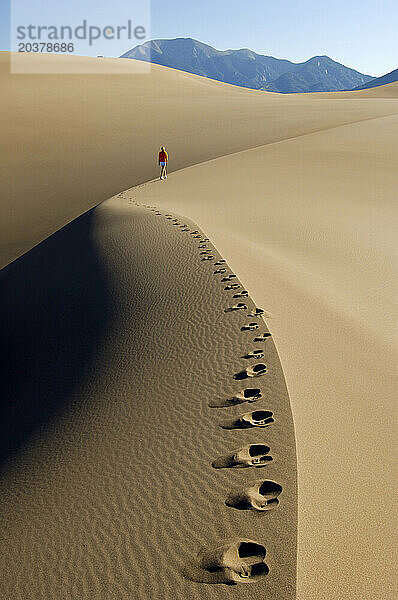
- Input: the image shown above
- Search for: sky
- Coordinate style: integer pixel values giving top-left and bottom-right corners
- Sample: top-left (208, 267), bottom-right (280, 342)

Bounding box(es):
top-left (0, 0), bottom-right (397, 76)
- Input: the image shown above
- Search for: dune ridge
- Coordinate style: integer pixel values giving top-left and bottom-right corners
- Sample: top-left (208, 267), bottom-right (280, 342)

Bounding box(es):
top-left (1, 51), bottom-right (398, 269)
top-left (1, 52), bottom-right (397, 600)
top-left (0, 196), bottom-right (297, 599)
top-left (128, 104), bottom-right (398, 600)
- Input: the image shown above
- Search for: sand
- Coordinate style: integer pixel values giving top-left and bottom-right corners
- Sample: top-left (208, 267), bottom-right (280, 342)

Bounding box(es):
top-left (1, 51), bottom-right (398, 269)
top-left (128, 113), bottom-right (398, 599)
top-left (1, 51), bottom-right (397, 599)
top-left (1, 199), bottom-right (297, 599)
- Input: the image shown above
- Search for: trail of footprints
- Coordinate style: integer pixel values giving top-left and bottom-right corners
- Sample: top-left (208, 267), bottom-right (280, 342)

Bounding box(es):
top-left (141, 205), bottom-right (284, 586)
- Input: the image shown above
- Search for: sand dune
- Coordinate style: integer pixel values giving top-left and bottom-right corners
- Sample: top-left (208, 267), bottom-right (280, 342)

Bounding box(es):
top-left (342, 81), bottom-right (398, 98)
top-left (1, 52), bottom-right (397, 599)
top-left (0, 199), bottom-right (296, 599)
top-left (1, 51), bottom-right (398, 268)
top-left (129, 109), bottom-right (398, 600)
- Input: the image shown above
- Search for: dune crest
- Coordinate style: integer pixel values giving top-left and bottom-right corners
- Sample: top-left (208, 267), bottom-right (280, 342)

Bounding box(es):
top-left (0, 198), bottom-right (297, 599)
top-left (1, 51), bottom-right (397, 268)
top-left (129, 108), bottom-right (398, 600)
top-left (1, 50), bottom-right (396, 600)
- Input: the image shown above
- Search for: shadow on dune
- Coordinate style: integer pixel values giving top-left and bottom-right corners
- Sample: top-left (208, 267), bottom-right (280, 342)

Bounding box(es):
top-left (0, 209), bottom-right (111, 468)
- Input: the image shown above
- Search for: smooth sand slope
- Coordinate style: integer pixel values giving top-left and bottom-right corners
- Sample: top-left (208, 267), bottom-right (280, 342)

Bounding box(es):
top-left (1, 198), bottom-right (297, 599)
top-left (1, 52), bottom-right (397, 599)
top-left (129, 108), bottom-right (398, 599)
top-left (1, 51), bottom-right (398, 268)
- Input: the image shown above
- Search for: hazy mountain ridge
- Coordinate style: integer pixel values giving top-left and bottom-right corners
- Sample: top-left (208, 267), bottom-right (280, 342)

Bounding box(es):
top-left (351, 68), bottom-right (398, 91)
top-left (121, 38), bottom-right (374, 93)
top-left (264, 56), bottom-right (373, 93)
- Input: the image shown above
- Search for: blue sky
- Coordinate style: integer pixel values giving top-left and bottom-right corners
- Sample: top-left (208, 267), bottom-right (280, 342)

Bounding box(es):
top-left (1, 0), bottom-right (397, 76)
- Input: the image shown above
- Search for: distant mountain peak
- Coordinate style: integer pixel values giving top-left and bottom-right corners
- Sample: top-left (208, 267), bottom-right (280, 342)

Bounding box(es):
top-left (120, 38), bottom-right (375, 93)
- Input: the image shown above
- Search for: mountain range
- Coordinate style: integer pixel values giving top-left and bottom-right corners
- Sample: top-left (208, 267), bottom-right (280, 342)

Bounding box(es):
top-left (121, 38), bottom-right (375, 93)
top-left (352, 68), bottom-right (398, 91)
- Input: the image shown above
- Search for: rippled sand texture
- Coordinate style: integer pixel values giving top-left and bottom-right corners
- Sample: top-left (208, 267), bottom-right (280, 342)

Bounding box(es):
top-left (0, 198), bottom-right (297, 599)
top-left (2, 51), bottom-right (396, 600)
top-left (128, 102), bottom-right (398, 600)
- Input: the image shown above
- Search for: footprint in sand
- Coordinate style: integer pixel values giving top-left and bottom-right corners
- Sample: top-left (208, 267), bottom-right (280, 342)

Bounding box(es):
top-left (201, 237), bottom-right (210, 242)
top-left (200, 250), bottom-right (212, 255)
top-left (213, 268), bottom-right (227, 275)
top-left (202, 255), bottom-right (215, 261)
top-left (214, 259), bottom-right (226, 266)
top-left (242, 349), bottom-right (264, 359)
top-left (234, 364), bottom-right (267, 379)
top-left (199, 244), bottom-right (207, 249)
top-left (241, 322), bottom-right (260, 331)
top-left (212, 444), bottom-right (272, 468)
top-left (220, 410), bottom-right (274, 430)
top-left (253, 332), bottom-right (272, 342)
top-left (248, 308), bottom-right (265, 318)
top-left (221, 275), bottom-right (237, 282)
top-left (189, 540), bottom-right (269, 585)
top-left (233, 290), bottom-right (249, 298)
top-left (224, 303), bottom-right (248, 313)
top-left (226, 481), bottom-right (282, 512)
top-left (190, 230), bottom-right (199, 235)
top-left (208, 388), bottom-right (262, 408)
top-left (224, 283), bottom-right (240, 291)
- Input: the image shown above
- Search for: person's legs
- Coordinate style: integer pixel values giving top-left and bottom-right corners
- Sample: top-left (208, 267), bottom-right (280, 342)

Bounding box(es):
top-left (160, 165), bottom-right (166, 179)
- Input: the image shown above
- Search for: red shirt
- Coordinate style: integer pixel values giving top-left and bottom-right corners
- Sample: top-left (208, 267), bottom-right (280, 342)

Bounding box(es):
top-left (159, 150), bottom-right (168, 163)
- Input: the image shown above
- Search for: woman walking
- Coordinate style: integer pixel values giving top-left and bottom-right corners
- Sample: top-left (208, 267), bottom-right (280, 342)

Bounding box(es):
top-left (158, 146), bottom-right (168, 180)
